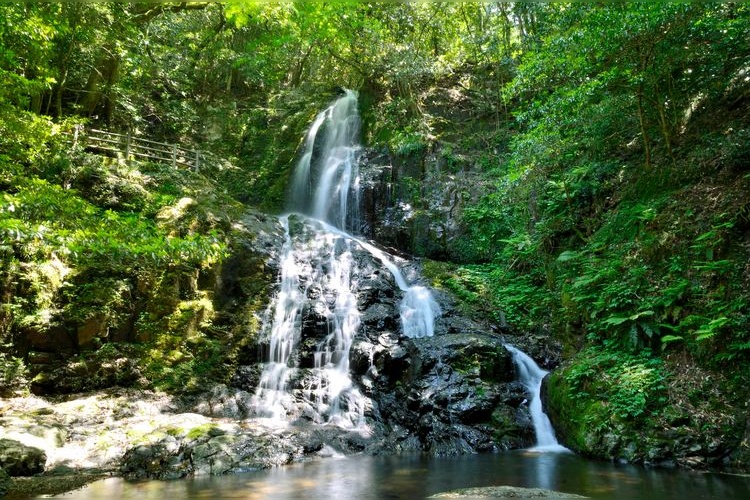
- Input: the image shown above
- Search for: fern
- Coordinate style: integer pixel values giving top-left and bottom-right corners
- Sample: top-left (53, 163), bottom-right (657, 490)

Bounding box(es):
top-left (694, 316), bottom-right (729, 342)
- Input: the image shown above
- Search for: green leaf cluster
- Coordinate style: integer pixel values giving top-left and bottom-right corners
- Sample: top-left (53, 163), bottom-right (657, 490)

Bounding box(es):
top-left (563, 346), bottom-right (668, 423)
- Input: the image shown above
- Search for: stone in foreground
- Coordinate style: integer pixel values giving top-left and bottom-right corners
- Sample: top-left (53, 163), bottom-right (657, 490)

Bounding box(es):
top-left (428, 485), bottom-right (588, 498)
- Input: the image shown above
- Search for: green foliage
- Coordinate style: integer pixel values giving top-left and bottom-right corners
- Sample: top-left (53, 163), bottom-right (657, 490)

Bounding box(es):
top-left (425, 3), bottom-right (750, 405)
top-left (423, 259), bottom-right (549, 332)
top-left (562, 346), bottom-right (668, 423)
top-left (457, 191), bottom-right (512, 263)
top-left (0, 0), bottom-right (747, 440)
top-left (0, 351), bottom-right (29, 397)
top-left (0, 110), bottom-right (239, 391)
top-left (139, 330), bottom-right (227, 393)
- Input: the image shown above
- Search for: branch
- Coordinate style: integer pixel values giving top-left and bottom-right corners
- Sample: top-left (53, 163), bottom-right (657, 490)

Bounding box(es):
top-left (131, 2), bottom-right (208, 25)
top-left (325, 47), bottom-right (368, 78)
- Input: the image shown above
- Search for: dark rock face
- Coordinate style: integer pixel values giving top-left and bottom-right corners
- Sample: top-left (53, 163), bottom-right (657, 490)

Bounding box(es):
top-left (235, 216), bottom-right (538, 456)
top-left (29, 356), bottom-right (142, 395)
top-left (119, 429), bottom-right (305, 480)
top-left (0, 439), bottom-right (46, 476)
top-left (356, 149), bottom-right (488, 261)
top-left (356, 322), bottom-right (535, 455)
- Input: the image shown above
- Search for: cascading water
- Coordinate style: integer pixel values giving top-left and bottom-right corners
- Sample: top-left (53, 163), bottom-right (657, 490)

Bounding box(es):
top-left (504, 344), bottom-right (569, 453)
top-left (288, 90), bottom-right (361, 230)
top-left (252, 215), bottom-right (300, 421)
top-left (253, 90), bottom-right (440, 428)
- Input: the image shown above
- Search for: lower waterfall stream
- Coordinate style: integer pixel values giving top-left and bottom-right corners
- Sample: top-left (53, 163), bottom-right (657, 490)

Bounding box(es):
top-left (505, 345), bottom-right (569, 452)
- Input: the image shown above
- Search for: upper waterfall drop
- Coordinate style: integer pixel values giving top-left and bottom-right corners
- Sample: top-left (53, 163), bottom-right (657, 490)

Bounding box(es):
top-left (288, 89), bottom-right (361, 231)
top-left (286, 88), bottom-right (440, 340)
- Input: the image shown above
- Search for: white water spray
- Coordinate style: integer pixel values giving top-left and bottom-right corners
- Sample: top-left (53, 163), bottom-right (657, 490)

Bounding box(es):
top-left (504, 344), bottom-right (569, 453)
top-left (252, 215), bottom-right (300, 421)
top-left (289, 90), bottom-right (362, 230)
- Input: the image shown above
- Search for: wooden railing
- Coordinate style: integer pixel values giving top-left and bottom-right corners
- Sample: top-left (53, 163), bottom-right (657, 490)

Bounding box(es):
top-left (71, 126), bottom-right (202, 172)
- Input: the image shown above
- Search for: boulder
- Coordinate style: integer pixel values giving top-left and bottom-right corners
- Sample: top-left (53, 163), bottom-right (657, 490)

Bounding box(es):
top-left (428, 485), bottom-right (588, 498)
top-left (120, 441), bottom-right (191, 480)
top-left (0, 439), bottom-right (46, 476)
top-left (119, 426), bottom-right (304, 479)
top-left (367, 332), bottom-right (535, 455)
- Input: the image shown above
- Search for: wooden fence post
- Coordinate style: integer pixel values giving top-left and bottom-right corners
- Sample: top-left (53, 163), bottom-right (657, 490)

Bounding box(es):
top-left (125, 131), bottom-right (132, 164)
top-left (172, 143), bottom-right (178, 168)
top-left (194, 150), bottom-right (200, 173)
top-left (72, 124), bottom-right (80, 149)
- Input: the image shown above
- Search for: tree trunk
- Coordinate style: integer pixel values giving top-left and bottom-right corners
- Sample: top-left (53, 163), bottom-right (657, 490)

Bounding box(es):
top-left (102, 55), bottom-right (120, 125)
top-left (29, 90), bottom-right (43, 115)
top-left (636, 87), bottom-right (652, 171)
top-left (80, 52), bottom-right (119, 120)
top-left (656, 96), bottom-right (677, 168)
top-left (498, 3), bottom-right (513, 56)
top-left (80, 57), bottom-right (105, 117)
top-left (289, 43), bottom-right (315, 88)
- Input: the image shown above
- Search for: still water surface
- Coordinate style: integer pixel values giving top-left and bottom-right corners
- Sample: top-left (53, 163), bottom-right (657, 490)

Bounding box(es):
top-left (50, 451), bottom-right (749, 499)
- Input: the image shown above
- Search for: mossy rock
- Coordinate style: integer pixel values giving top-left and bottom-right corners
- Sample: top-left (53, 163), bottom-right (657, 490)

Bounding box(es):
top-left (0, 439), bottom-right (46, 476)
top-left (544, 351), bottom-right (747, 469)
top-left (0, 467), bottom-right (11, 496)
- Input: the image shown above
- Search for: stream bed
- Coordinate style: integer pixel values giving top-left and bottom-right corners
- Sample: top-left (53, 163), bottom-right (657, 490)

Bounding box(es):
top-left (48, 451), bottom-right (749, 499)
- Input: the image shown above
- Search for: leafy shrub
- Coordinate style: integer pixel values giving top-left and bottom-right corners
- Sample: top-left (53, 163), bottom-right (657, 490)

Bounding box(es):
top-left (563, 346), bottom-right (668, 423)
top-left (0, 351), bottom-right (29, 396)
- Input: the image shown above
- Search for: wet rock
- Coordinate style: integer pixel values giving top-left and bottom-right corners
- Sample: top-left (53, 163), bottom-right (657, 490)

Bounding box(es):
top-left (361, 303), bottom-right (399, 331)
top-left (29, 356), bottom-right (142, 396)
top-left (356, 149), bottom-right (490, 261)
top-left (364, 331), bottom-right (535, 454)
top-left (429, 485), bottom-right (588, 498)
top-left (230, 365), bottom-right (261, 392)
top-left (504, 333), bottom-right (563, 370)
top-left (213, 211), bottom-right (284, 337)
top-left (192, 385), bottom-right (253, 419)
top-left (491, 404), bottom-right (535, 449)
top-left (350, 341), bottom-right (376, 376)
top-left (0, 467), bottom-right (10, 496)
top-left (119, 424), bottom-right (310, 479)
top-left (0, 439), bottom-right (46, 476)
top-left (191, 435), bottom-right (238, 475)
top-left (120, 442), bottom-right (191, 480)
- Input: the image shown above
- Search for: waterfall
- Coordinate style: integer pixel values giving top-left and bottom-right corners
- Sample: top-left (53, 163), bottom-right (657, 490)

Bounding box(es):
top-left (504, 344), bottom-right (569, 453)
top-left (288, 89), bottom-right (361, 231)
top-left (252, 90), bottom-right (440, 427)
top-left (252, 215), bottom-right (300, 421)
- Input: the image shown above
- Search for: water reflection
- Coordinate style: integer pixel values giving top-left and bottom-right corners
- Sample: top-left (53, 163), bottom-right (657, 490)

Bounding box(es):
top-left (50, 452), bottom-right (750, 499)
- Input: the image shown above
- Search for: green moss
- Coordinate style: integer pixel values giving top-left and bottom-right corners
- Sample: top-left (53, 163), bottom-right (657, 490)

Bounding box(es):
top-left (490, 405), bottom-right (525, 446)
top-left (545, 344), bottom-right (746, 464)
top-left (450, 346), bottom-right (511, 385)
top-left (452, 354), bottom-right (481, 377)
top-left (186, 423), bottom-right (220, 441)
